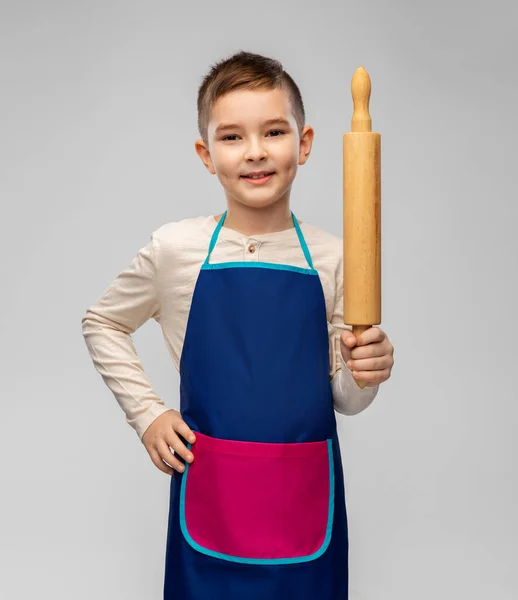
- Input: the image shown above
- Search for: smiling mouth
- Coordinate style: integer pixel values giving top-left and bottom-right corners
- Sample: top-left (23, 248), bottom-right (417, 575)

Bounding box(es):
top-left (241, 172), bottom-right (275, 182)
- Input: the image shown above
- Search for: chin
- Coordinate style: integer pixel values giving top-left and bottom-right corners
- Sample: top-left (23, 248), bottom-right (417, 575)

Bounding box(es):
top-left (243, 198), bottom-right (286, 211)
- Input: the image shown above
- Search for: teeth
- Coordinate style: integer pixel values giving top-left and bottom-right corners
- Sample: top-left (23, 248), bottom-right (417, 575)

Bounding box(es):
top-left (246, 173), bottom-right (270, 179)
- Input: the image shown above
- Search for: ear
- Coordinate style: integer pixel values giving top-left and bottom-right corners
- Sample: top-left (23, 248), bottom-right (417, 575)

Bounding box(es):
top-left (194, 138), bottom-right (216, 175)
top-left (298, 126), bottom-right (314, 166)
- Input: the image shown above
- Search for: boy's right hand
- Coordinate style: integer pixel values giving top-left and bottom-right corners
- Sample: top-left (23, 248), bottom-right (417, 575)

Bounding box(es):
top-left (141, 409), bottom-right (196, 476)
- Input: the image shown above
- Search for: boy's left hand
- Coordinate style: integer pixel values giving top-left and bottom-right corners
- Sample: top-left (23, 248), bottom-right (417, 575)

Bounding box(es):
top-left (340, 327), bottom-right (394, 387)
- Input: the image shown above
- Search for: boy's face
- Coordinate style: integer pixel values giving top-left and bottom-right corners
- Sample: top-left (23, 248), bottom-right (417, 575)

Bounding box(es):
top-left (195, 87), bottom-right (314, 212)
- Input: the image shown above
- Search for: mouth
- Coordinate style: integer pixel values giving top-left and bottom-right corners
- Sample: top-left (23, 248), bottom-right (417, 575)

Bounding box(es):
top-left (240, 172), bottom-right (275, 185)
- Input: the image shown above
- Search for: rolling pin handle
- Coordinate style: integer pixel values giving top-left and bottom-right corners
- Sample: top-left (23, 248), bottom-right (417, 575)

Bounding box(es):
top-left (351, 66), bottom-right (372, 133)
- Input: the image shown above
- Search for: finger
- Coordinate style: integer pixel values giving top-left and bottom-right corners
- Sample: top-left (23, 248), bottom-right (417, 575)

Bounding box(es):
top-left (166, 431), bottom-right (195, 465)
top-left (157, 439), bottom-right (188, 473)
top-left (352, 370), bottom-right (380, 386)
top-left (352, 367), bottom-right (390, 385)
top-left (148, 447), bottom-right (175, 476)
top-left (356, 326), bottom-right (385, 346)
top-left (350, 344), bottom-right (387, 360)
top-left (348, 356), bottom-right (391, 371)
top-left (173, 419), bottom-right (197, 444)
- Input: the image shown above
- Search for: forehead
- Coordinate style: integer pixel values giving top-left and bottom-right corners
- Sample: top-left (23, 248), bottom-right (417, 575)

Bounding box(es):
top-left (208, 87), bottom-right (295, 133)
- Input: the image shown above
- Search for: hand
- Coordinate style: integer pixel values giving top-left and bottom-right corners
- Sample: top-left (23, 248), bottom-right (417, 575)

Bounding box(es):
top-left (340, 327), bottom-right (394, 387)
top-left (141, 409), bottom-right (197, 475)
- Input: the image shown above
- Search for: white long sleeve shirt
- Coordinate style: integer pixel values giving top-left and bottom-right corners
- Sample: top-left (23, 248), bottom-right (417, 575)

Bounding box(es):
top-left (81, 214), bottom-right (379, 441)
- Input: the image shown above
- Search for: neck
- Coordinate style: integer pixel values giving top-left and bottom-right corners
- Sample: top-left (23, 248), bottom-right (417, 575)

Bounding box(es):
top-left (215, 200), bottom-right (299, 236)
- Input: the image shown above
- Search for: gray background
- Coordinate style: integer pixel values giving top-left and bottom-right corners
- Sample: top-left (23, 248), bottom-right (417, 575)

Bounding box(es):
top-left (2, 1), bottom-right (517, 598)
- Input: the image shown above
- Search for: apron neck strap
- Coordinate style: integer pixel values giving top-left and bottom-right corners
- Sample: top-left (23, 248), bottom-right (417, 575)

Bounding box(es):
top-left (206, 210), bottom-right (314, 270)
top-left (291, 212), bottom-right (314, 270)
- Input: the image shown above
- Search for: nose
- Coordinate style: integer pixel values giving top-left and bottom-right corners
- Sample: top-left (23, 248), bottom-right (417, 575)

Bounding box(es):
top-left (243, 137), bottom-right (268, 162)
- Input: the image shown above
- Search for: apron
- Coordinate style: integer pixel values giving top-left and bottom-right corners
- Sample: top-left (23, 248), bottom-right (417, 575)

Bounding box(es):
top-left (163, 210), bottom-right (349, 600)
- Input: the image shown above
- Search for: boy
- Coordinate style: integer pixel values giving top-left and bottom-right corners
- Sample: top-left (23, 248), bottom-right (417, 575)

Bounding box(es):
top-left (82, 50), bottom-right (394, 600)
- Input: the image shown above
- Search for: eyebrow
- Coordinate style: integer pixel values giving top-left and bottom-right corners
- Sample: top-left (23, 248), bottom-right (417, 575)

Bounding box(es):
top-left (214, 118), bottom-right (291, 134)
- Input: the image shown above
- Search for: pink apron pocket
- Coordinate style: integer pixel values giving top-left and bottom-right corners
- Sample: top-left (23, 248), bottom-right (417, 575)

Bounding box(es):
top-left (179, 431), bottom-right (334, 564)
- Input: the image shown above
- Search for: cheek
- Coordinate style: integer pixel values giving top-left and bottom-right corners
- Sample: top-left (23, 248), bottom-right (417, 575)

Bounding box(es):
top-left (283, 152), bottom-right (300, 174)
top-left (211, 158), bottom-right (232, 178)
top-left (272, 148), bottom-right (298, 172)
top-left (284, 143), bottom-right (303, 167)
top-left (214, 151), bottom-right (240, 173)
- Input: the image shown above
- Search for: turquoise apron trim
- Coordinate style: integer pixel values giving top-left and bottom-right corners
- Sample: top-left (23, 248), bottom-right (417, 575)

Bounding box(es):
top-left (202, 211), bottom-right (317, 275)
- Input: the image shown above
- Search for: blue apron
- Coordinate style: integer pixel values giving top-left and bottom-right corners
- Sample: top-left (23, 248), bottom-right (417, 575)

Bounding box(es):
top-left (163, 211), bottom-right (349, 599)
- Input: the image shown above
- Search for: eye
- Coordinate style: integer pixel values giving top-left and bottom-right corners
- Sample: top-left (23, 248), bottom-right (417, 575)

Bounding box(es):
top-left (220, 130), bottom-right (286, 142)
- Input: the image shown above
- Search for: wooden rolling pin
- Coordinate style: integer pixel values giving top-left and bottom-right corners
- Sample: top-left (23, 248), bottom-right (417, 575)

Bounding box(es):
top-left (343, 66), bottom-right (382, 389)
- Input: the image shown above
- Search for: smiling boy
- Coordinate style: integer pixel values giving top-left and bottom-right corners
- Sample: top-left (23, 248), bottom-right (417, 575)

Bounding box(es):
top-left (82, 50), bottom-right (394, 600)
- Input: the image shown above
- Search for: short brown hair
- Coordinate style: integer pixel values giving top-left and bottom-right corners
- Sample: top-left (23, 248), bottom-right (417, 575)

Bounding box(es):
top-left (197, 50), bottom-right (306, 145)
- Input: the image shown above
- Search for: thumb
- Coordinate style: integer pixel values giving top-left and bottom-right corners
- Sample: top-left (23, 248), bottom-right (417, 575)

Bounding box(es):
top-left (340, 331), bottom-right (357, 361)
top-left (341, 331), bottom-right (357, 347)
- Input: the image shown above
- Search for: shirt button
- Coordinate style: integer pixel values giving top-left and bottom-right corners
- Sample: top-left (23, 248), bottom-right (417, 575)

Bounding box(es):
top-left (248, 244), bottom-right (256, 253)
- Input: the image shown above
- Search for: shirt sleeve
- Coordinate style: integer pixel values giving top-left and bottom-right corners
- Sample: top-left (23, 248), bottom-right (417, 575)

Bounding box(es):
top-left (329, 265), bottom-right (380, 416)
top-left (81, 233), bottom-right (172, 441)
